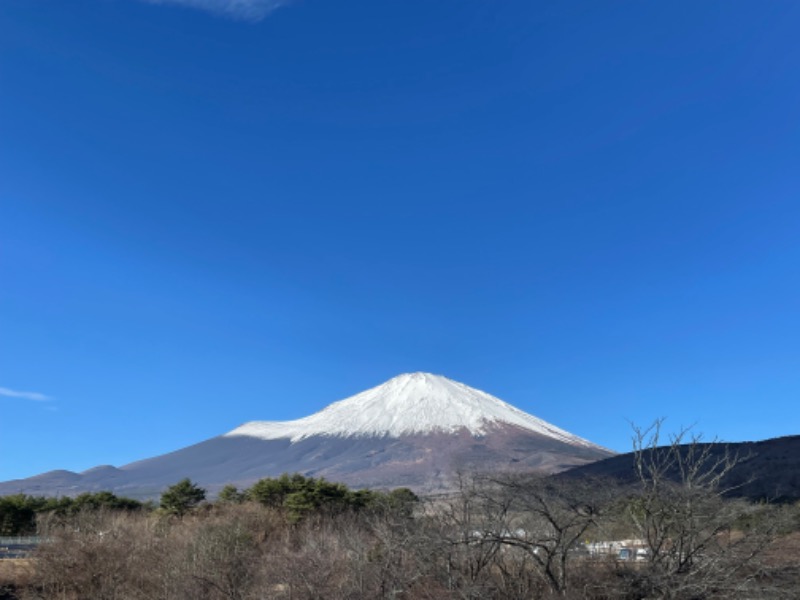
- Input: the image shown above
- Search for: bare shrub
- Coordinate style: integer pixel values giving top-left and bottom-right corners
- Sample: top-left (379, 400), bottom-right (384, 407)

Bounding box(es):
top-left (27, 509), bottom-right (155, 600)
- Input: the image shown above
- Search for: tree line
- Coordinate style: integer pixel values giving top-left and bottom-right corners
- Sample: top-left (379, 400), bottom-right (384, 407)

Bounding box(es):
top-left (0, 491), bottom-right (146, 536)
top-left (0, 474), bottom-right (418, 535)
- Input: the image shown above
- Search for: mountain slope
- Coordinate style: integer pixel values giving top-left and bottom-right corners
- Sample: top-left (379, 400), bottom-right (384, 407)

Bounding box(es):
top-left (559, 435), bottom-right (800, 503)
top-left (0, 373), bottom-right (612, 498)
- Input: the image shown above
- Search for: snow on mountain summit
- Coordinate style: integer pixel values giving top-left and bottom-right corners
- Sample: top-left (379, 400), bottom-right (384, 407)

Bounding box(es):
top-left (225, 372), bottom-right (597, 447)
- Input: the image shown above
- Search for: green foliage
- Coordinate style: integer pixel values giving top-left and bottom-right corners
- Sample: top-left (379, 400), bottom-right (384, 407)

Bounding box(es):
top-left (0, 492), bottom-right (144, 535)
top-left (246, 474), bottom-right (294, 508)
top-left (71, 491), bottom-right (143, 512)
top-left (0, 494), bottom-right (38, 536)
top-left (160, 478), bottom-right (206, 516)
top-left (384, 487), bottom-right (419, 517)
top-left (217, 484), bottom-right (245, 504)
top-left (245, 473), bottom-right (350, 520)
top-left (242, 474), bottom-right (418, 521)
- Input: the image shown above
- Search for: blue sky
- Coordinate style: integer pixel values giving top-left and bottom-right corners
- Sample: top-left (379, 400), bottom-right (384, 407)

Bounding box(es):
top-left (1, 0), bottom-right (799, 482)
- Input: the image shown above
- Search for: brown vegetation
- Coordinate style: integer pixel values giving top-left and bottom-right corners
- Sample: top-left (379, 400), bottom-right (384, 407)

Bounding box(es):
top-left (4, 425), bottom-right (800, 599)
top-left (0, 560), bottom-right (34, 600)
top-left (1, 487), bottom-right (796, 599)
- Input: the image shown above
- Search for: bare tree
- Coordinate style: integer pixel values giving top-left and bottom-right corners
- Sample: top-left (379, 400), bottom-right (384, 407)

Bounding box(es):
top-left (430, 472), bottom-right (615, 597)
top-left (425, 473), bottom-right (506, 598)
top-left (624, 420), bottom-right (779, 599)
top-left (486, 474), bottom-right (615, 597)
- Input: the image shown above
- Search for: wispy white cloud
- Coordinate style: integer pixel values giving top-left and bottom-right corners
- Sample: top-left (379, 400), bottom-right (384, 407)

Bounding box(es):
top-left (143, 0), bottom-right (292, 21)
top-left (0, 387), bottom-right (52, 402)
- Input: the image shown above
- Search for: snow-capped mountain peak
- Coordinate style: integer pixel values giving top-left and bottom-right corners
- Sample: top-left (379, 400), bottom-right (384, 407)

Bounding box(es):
top-left (225, 372), bottom-right (597, 447)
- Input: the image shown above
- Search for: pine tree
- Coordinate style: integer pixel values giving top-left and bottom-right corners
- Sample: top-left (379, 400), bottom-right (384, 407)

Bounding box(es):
top-left (160, 478), bottom-right (206, 516)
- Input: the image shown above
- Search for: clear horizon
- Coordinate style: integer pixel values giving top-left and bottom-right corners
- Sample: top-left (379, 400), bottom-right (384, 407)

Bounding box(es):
top-left (2, 0), bottom-right (799, 482)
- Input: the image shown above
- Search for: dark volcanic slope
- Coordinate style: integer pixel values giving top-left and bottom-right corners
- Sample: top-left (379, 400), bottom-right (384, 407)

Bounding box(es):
top-left (560, 435), bottom-right (800, 503)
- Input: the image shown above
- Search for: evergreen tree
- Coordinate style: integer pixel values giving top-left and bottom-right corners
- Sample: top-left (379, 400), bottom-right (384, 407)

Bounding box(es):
top-left (160, 478), bottom-right (206, 516)
top-left (217, 484), bottom-right (244, 504)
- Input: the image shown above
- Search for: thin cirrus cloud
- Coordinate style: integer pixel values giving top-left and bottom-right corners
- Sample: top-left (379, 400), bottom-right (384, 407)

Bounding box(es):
top-left (0, 386), bottom-right (52, 402)
top-left (142, 0), bottom-right (292, 20)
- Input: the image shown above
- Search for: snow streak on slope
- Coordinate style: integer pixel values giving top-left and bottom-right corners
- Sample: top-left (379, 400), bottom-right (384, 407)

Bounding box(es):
top-left (225, 372), bottom-right (598, 448)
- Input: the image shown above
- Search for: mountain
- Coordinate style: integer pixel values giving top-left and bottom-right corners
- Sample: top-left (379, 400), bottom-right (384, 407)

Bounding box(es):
top-left (227, 371), bottom-right (598, 444)
top-left (0, 372), bottom-right (613, 499)
top-left (559, 434), bottom-right (800, 503)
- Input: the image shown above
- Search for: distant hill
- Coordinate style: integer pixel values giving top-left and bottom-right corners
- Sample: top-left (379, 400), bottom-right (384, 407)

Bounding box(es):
top-left (560, 434), bottom-right (800, 503)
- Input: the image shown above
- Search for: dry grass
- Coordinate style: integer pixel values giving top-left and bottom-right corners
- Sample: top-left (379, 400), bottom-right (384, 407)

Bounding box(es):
top-left (0, 559), bottom-right (35, 587)
top-left (763, 531), bottom-right (800, 567)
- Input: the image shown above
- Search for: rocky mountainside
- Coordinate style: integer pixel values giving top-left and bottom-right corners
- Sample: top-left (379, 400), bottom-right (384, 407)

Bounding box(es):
top-left (0, 373), bottom-right (613, 499)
